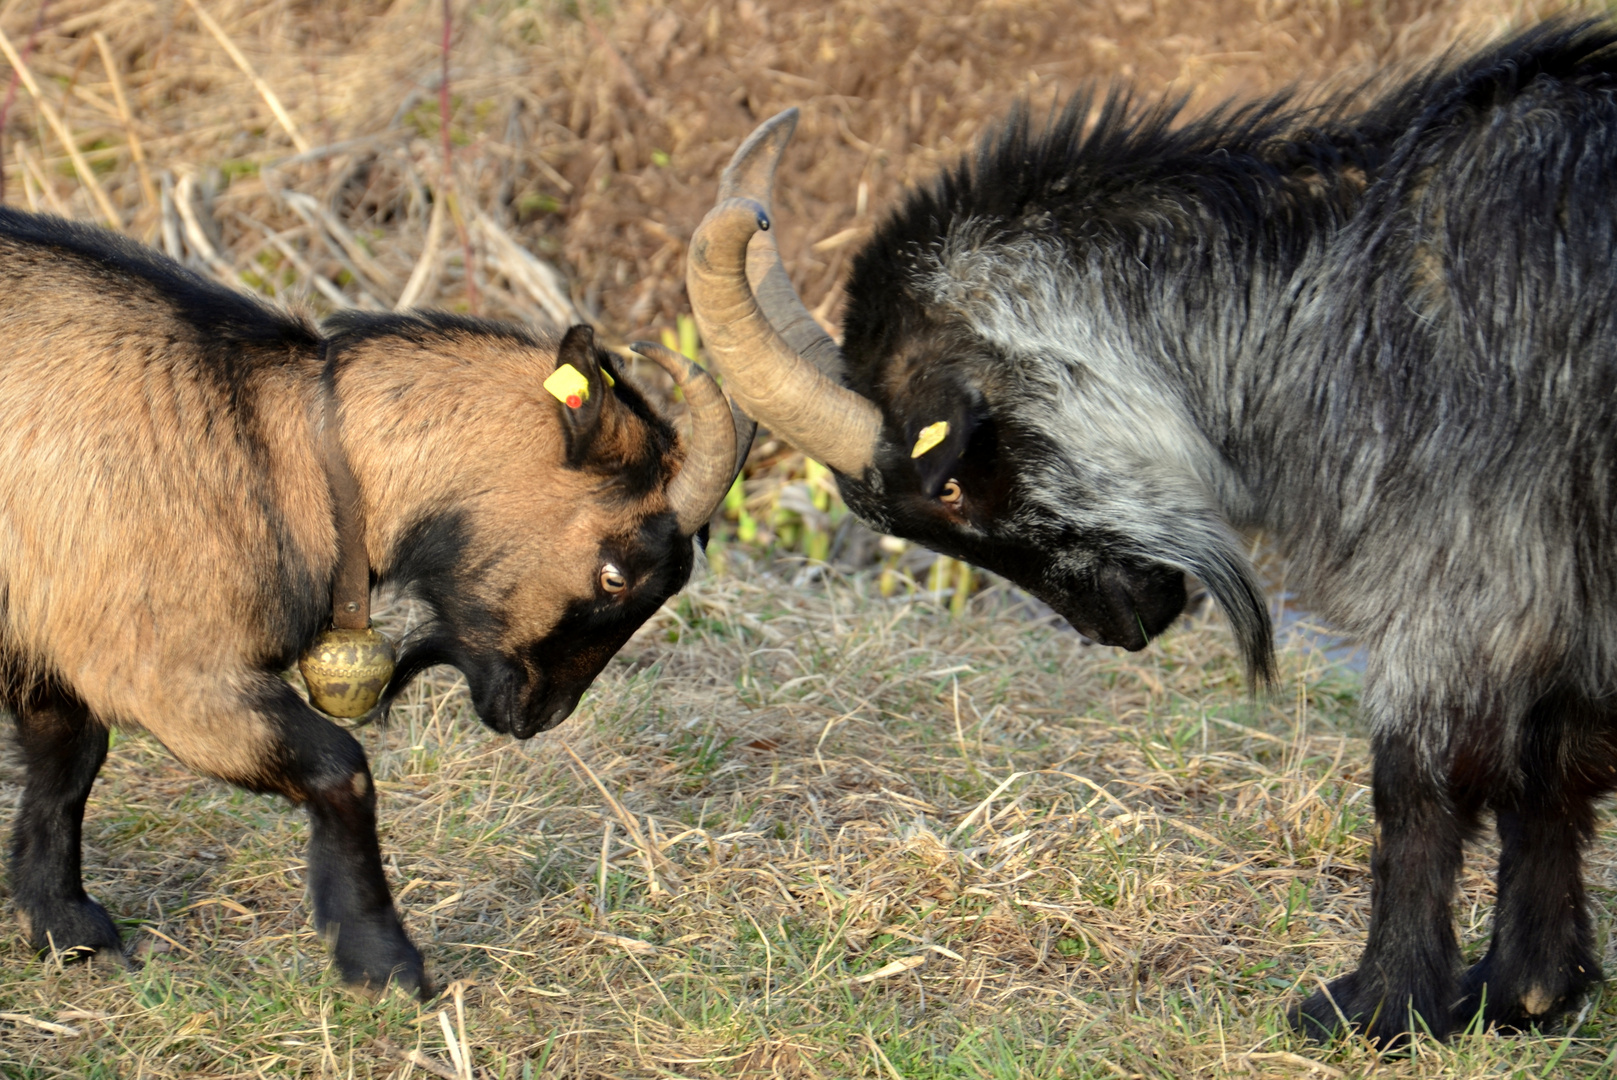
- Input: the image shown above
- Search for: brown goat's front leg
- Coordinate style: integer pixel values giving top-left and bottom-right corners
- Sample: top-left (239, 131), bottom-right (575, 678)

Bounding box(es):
top-left (1292, 730), bottom-right (1476, 1047)
top-left (225, 681), bottom-right (428, 999)
top-left (8, 685), bottom-right (123, 963)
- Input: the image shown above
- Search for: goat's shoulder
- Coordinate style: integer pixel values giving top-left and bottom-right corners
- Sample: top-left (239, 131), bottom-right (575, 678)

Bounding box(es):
top-left (1371, 19), bottom-right (1617, 145)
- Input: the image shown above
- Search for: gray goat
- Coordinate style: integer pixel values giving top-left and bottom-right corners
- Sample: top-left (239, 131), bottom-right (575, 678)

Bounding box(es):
top-left (687, 20), bottom-right (1617, 1047)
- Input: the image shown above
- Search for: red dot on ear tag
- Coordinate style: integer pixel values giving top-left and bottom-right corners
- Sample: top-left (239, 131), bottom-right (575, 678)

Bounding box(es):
top-left (566, 394), bottom-right (583, 408)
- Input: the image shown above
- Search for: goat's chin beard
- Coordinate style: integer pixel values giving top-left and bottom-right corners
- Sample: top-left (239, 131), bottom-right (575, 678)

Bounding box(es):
top-left (1182, 543), bottom-right (1276, 688)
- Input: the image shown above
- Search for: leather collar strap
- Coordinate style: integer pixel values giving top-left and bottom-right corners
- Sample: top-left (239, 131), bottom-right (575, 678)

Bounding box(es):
top-left (320, 347), bottom-right (371, 631)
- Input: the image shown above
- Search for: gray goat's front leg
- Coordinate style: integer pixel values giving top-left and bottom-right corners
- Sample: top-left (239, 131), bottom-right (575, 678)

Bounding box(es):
top-left (1292, 730), bottom-right (1475, 1047)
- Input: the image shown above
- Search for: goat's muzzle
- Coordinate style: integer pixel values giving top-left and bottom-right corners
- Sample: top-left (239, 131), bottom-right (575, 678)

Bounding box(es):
top-left (1054, 563), bottom-right (1188, 652)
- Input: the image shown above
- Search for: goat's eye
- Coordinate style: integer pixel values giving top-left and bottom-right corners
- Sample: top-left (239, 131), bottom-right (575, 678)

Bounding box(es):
top-left (939, 479), bottom-right (963, 507)
top-left (599, 564), bottom-right (628, 593)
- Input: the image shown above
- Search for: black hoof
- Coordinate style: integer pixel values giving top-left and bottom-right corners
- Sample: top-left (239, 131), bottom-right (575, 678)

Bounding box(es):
top-left (1453, 954), bottom-right (1599, 1033)
top-left (1290, 971), bottom-right (1448, 1049)
top-left (1291, 976), bottom-right (1359, 1044)
top-left (18, 895), bottom-right (127, 966)
top-left (324, 916), bottom-right (431, 1001)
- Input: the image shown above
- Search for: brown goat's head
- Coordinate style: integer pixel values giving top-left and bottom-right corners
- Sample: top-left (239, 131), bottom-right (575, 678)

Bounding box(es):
top-left (324, 314), bottom-right (739, 737)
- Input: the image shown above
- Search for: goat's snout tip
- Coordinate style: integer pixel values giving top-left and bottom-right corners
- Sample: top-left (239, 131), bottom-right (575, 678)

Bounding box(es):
top-left (509, 698), bottom-right (578, 741)
top-left (1115, 625), bottom-right (1151, 653)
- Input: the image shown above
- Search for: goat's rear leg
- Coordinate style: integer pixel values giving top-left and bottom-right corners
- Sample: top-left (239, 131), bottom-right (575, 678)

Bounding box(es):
top-left (1454, 806), bottom-right (1603, 1029)
top-left (8, 686), bottom-right (124, 963)
top-left (1455, 706), bottom-right (1612, 1030)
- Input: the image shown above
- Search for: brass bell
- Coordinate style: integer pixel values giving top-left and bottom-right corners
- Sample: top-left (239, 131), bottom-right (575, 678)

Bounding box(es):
top-left (299, 625), bottom-right (396, 719)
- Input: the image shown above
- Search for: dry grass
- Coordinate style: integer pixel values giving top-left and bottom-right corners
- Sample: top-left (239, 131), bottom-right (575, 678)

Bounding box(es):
top-left (2, 561), bottom-right (1613, 1076)
top-left (1, 0), bottom-right (1614, 1076)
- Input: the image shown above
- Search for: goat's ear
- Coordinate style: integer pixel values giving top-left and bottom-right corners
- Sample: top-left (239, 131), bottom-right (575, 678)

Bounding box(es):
top-left (547, 324), bottom-right (612, 468)
top-left (899, 380), bottom-right (987, 498)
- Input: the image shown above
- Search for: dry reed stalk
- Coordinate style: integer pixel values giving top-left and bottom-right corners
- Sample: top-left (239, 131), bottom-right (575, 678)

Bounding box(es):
top-left (172, 170), bottom-right (237, 283)
top-left (16, 169), bottom-right (39, 212)
top-left (863, 1029), bottom-right (907, 1080)
top-left (372, 1037), bottom-right (460, 1080)
top-left (177, 0), bottom-right (309, 155)
top-left (473, 210), bottom-right (579, 327)
top-left (234, 213), bottom-right (353, 308)
top-left (436, 1007), bottom-right (471, 1080)
top-left (440, 0), bottom-right (479, 316)
top-left (1244, 1050), bottom-right (1348, 1077)
top-left (91, 31), bottom-right (156, 214)
top-left (0, 0), bottom-right (49, 206)
top-left (584, 929), bottom-right (657, 954)
top-left (850, 954), bottom-right (926, 984)
top-left (0, 1012), bottom-right (81, 1037)
top-left (277, 190), bottom-right (388, 309)
top-left (0, 25), bottom-right (121, 229)
top-left (157, 171), bottom-right (183, 259)
top-left (279, 190), bottom-right (396, 290)
top-left (395, 190), bottom-right (446, 311)
top-left (12, 142), bottom-right (54, 215)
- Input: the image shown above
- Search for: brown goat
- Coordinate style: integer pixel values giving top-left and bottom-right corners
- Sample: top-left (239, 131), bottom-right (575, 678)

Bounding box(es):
top-left (0, 207), bottom-right (738, 997)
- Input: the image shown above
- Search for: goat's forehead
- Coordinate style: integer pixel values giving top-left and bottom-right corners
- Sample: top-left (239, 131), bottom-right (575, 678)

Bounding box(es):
top-left (530, 485), bottom-right (680, 552)
top-left (480, 498), bottom-right (681, 588)
top-left (594, 412), bottom-right (681, 499)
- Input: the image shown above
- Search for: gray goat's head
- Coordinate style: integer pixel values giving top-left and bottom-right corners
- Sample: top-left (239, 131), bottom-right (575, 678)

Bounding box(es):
top-left (687, 110), bottom-right (1272, 680)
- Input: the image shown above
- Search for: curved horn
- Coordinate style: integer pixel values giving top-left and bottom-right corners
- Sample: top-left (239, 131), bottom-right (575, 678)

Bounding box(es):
top-left (630, 341), bottom-right (738, 536)
top-left (727, 111), bottom-right (844, 380)
top-left (688, 109), bottom-right (883, 479)
top-left (746, 231), bottom-right (845, 379)
top-left (725, 396), bottom-right (758, 486)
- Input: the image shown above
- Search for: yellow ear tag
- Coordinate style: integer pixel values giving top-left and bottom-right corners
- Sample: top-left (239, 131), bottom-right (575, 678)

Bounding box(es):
top-left (544, 363), bottom-right (591, 409)
top-left (602, 369), bottom-right (615, 387)
top-left (910, 420), bottom-right (950, 458)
